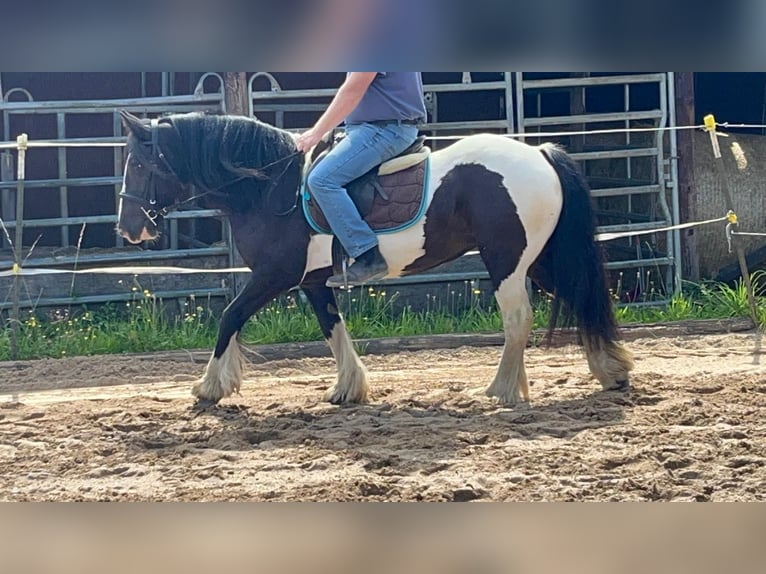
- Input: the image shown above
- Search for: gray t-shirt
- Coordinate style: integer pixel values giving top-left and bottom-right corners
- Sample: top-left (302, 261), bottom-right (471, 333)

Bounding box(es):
top-left (345, 72), bottom-right (427, 124)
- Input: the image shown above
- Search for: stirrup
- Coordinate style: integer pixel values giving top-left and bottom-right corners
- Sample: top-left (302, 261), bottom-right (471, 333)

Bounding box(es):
top-left (339, 257), bottom-right (350, 290)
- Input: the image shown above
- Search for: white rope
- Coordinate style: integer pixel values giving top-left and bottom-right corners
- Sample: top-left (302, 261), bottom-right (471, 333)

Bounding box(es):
top-left (717, 122), bottom-right (766, 131)
top-left (0, 140), bottom-right (124, 150)
top-left (425, 124), bottom-right (705, 142)
top-left (0, 123), bottom-right (710, 150)
top-left (0, 265), bottom-right (251, 278)
top-left (595, 215), bottom-right (730, 243)
top-left (2, 120), bottom-right (760, 151)
top-left (730, 230), bottom-right (766, 237)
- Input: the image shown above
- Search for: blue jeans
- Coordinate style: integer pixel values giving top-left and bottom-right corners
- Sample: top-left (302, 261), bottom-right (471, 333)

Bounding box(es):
top-left (307, 122), bottom-right (419, 258)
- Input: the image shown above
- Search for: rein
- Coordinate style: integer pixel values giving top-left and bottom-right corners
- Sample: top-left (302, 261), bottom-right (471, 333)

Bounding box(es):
top-left (119, 118), bottom-right (303, 226)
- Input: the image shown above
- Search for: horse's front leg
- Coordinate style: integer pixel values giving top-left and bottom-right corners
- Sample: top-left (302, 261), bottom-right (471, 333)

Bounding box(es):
top-left (301, 270), bottom-right (369, 404)
top-left (193, 272), bottom-right (295, 404)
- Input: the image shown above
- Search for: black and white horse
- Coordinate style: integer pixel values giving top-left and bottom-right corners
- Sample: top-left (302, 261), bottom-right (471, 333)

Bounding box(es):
top-left (117, 111), bottom-right (633, 406)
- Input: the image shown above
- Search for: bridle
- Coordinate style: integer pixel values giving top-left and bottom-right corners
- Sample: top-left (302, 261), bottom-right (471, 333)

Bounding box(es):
top-left (119, 118), bottom-right (302, 226)
top-left (118, 118), bottom-right (179, 227)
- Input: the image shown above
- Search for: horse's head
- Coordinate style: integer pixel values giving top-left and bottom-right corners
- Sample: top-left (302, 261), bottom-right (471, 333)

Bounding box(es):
top-left (117, 110), bottom-right (187, 244)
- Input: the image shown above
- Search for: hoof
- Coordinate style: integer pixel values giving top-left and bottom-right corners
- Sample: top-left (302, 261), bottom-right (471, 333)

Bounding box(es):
top-left (191, 398), bottom-right (219, 414)
top-left (192, 379), bottom-right (229, 404)
top-left (324, 386), bottom-right (368, 405)
top-left (613, 379), bottom-right (630, 391)
top-left (484, 381), bottom-right (524, 406)
top-left (604, 379), bottom-right (630, 391)
top-left (496, 397), bottom-right (530, 409)
top-left (485, 390), bottom-right (526, 407)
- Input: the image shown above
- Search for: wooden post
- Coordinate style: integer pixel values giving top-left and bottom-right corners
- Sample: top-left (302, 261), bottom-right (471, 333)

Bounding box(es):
top-left (10, 133), bottom-right (28, 361)
top-left (224, 72), bottom-right (249, 117)
top-left (568, 72), bottom-right (589, 153)
top-left (1, 152), bottom-right (14, 250)
top-left (223, 73), bottom-right (250, 298)
top-left (675, 73), bottom-right (699, 281)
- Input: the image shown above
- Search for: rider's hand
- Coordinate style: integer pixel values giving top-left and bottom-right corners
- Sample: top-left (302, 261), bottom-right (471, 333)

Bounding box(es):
top-left (295, 129), bottom-right (324, 153)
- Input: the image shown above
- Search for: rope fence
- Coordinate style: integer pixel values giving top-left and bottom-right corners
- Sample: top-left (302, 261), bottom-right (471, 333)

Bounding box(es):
top-left (2, 116), bottom-right (765, 357)
top-left (704, 115), bottom-right (761, 326)
top-left (424, 123), bottom-right (708, 142)
top-left (8, 119), bottom-right (766, 150)
top-left (0, 140), bottom-right (125, 150)
top-left (0, 264), bottom-right (252, 278)
top-left (3, 118), bottom-right (764, 268)
top-left (595, 214), bottom-right (734, 243)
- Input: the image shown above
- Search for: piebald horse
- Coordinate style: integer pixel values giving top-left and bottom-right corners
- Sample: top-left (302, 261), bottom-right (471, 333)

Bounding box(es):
top-left (117, 111), bottom-right (633, 406)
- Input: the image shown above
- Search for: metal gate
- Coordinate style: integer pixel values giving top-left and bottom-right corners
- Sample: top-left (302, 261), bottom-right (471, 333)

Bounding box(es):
top-left (515, 72), bottom-right (680, 301)
top-left (247, 72), bottom-right (519, 287)
top-left (0, 73), bottom-right (231, 310)
top-left (1, 72), bottom-right (680, 311)
top-left (249, 72), bottom-right (679, 299)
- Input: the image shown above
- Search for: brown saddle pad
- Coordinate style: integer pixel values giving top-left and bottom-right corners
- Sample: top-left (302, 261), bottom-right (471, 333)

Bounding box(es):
top-left (302, 158), bottom-right (429, 235)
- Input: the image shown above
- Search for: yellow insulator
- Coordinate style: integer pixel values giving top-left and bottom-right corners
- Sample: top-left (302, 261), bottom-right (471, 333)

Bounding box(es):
top-left (727, 210), bottom-right (738, 224)
top-left (704, 114), bottom-right (717, 131)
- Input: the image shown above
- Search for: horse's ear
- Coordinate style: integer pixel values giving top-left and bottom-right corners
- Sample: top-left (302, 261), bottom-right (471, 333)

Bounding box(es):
top-left (120, 110), bottom-right (150, 141)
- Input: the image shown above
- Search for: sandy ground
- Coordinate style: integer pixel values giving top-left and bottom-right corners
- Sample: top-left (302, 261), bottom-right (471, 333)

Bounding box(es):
top-left (0, 331), bottom-right (764, 501)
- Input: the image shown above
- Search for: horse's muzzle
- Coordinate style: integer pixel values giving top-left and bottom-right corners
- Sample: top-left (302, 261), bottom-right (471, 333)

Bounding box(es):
top-left (118, 226), bottom-right (157, 244)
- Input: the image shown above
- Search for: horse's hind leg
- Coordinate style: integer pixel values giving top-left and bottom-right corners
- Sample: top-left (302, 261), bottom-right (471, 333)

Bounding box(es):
top-left (302, 276), bottom-right (369, 404)
top-left (484, 271), bottom-right (533, 405)
top-left (583, 338), bottom-right (634, 391)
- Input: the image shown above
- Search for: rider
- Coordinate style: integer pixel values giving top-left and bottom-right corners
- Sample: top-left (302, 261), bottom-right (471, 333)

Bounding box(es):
top-left (296, 72), bottom-right (426, 287)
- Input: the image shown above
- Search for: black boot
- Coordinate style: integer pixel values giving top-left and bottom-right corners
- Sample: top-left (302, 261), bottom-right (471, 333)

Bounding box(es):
top-left (326, 246), bottom-right (388, 288)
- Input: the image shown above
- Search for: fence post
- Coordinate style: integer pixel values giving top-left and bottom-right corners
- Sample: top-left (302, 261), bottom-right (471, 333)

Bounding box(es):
top-left (223, 73), bottom-right (249, 298)
top-left (1, 151), bottom-right (14, 250)
top-left (10, 133), bottom-right (28, 360)
top-left (704, 115), bottom-right (759, 327)
top-left (224, 72), bottom-right (249, 117)
top-left (675, 73), bottom-right (699, 282)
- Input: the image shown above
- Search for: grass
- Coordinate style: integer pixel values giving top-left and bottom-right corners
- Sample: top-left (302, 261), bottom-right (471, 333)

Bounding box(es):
top-left (1, 273), bottom-right (765, 362)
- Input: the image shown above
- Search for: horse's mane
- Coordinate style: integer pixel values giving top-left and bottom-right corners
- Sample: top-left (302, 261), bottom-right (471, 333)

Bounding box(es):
top-left (133, 112), bottom-right (302, 212)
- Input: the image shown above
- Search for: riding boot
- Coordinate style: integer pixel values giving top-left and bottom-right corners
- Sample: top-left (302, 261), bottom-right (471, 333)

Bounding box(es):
top-left (326, 245), bottom-right (388, 288)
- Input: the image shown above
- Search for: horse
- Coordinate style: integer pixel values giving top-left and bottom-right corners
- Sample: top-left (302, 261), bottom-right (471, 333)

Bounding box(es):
top-left (116, 110), bottom-right (633, 407)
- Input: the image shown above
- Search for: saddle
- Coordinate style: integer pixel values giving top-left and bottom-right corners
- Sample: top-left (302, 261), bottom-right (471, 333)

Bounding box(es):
top-left (302, 132), bottom-right (431, 236)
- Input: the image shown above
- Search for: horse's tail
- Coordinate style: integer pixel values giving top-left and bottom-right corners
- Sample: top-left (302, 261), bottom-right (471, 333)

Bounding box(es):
top-left (536, 143), bottom-right (633, 386)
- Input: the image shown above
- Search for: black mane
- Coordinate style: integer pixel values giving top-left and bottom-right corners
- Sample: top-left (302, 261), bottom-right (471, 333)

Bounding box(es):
top-left (132, 112), bottom-right (302, 213)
